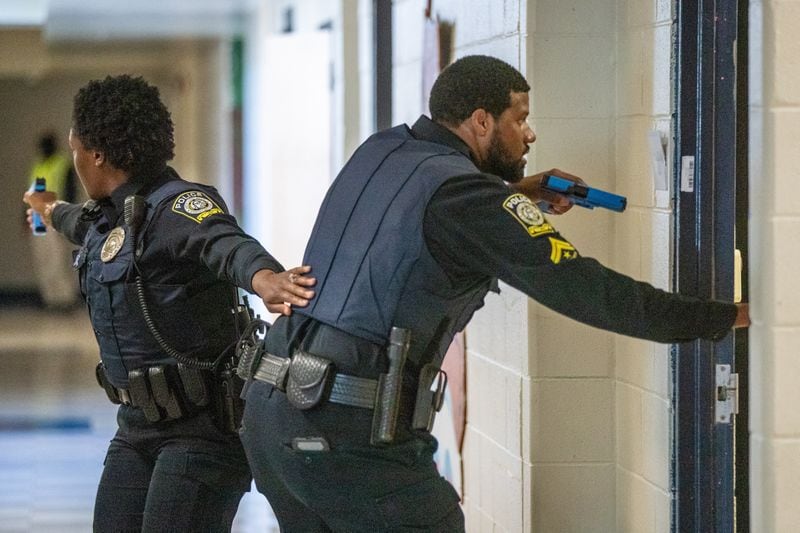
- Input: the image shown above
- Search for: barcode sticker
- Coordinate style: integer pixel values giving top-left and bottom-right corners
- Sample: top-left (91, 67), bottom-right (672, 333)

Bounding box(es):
top-left (680, 156), bottom-right (695, 192)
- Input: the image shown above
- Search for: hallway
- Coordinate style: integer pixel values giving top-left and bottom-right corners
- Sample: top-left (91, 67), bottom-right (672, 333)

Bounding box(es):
top-left (0, 306), bottom-right (276, 532)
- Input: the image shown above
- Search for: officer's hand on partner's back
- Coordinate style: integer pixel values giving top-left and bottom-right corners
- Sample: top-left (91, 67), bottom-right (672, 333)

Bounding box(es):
top-left (252, 265), bottom-right (316, 316)
top-left (512, 168), bottom-right (587, 215)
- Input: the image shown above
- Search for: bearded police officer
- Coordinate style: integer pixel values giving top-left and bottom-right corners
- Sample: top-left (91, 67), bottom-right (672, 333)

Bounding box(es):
top-left (24, 74), bottom-right (315, 532)
top-left (238, 55), bottom-right (750, 532)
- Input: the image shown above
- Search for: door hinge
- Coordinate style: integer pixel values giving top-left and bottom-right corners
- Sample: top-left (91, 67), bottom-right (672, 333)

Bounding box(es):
top-left (715, 364), bottom-right (739, 424)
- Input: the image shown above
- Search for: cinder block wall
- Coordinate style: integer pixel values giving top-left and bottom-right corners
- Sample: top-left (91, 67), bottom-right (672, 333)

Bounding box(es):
top-left (525, 2), bottom-right (674, 531)
top-left (611, 2), bottom-right (673, 532)
top-left (392, 1), bottom-right (676, 531)
top-left (523, 1), bottom-right (617, 531)
top-left (748, 1), bottom-right (800, 531)
top-left (391, 0), bottom-right (531, 530)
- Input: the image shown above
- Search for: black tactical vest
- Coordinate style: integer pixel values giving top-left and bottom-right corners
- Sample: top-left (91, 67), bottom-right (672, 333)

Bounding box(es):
top-left (296, 125), bottom-right (497, 367)
top-left (76, 180), bottom-right (237, 387)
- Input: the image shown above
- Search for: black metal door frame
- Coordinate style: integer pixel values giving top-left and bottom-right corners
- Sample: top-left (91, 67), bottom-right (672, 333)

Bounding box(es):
top-left (672, 0), bottom-right (741, 531)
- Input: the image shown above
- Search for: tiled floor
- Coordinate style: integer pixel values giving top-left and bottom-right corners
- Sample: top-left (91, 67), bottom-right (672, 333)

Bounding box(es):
top-left (0, 306), bottom-right (277, 532)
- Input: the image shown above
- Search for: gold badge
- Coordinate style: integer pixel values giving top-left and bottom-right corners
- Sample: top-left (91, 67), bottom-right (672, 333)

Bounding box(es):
top-left (548, 236), bottom-right (578, 264)
top-left (100, 226), bottom-right (126, 262)
top-left (502, 193), bottom-right (555, 238)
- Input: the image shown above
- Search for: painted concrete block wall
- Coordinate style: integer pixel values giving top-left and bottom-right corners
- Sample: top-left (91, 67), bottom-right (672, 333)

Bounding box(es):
top-left (749, 1), bottom-right (800, 531)
top-left (391, 0), bottom-right (672, 530)
top-left (391, 1), bottom-right (531, 530)
top-left (391, 1), bottom-right (675, 531)
top-left (523, 1), bottom-right (619, 531)
top-left (613, 2), bottom-right (673, 532)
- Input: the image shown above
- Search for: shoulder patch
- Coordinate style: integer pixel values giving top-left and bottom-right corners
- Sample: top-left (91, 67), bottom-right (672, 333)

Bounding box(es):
top-left (502, 193), bottom-right (555, 238)
top-left (548, 236), bottom-right (579, 264)
top-left (171, 191), bottom-right (224, 223)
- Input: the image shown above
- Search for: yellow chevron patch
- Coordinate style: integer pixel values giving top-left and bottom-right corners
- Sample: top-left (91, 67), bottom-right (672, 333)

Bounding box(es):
top-left (548, 236), bottom-right (578, 264)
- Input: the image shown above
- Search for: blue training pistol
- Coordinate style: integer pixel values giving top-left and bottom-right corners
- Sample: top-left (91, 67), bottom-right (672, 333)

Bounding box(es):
top-left (30, 177), bottom-right (47, 235)
top-left (541, 175), bottom-right (627, 213)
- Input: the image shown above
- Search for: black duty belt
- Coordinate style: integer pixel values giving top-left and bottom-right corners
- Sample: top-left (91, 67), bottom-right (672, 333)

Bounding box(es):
top-left (247, 328), bottom-right (446, 445)
top-left (253, 352), bottom-right (379, 409)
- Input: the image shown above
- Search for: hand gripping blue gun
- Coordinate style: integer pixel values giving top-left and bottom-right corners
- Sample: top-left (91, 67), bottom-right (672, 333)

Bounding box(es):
top-left (29, 177), bottom-right (47, 235)
top-left (541, 175), bottom-right (627, 213)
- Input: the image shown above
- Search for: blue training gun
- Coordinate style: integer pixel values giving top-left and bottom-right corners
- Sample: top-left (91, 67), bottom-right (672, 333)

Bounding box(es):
top-left (541, 174), bottom-right (627, 213)
top-left (29, 177), bottom-right (47, 235)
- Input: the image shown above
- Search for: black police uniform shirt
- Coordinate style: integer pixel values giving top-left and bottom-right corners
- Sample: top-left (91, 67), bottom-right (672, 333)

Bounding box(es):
top-left (51, 167), bottom-right (283, 384)
top-left (265, 116), bottom-right (736, 381)
top-left (415, 116), bottom-right (737, 343)
top-left (52, 167), bottom-right (280, 293)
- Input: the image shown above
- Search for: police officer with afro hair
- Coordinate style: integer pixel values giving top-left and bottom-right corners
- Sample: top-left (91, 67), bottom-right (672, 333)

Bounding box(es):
top-left (25, 74), bottom-right (315, 532)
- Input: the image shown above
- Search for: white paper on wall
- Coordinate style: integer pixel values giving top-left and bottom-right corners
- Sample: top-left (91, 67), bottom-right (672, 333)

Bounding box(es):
top-left (648, 130), bottom-right (668, 191)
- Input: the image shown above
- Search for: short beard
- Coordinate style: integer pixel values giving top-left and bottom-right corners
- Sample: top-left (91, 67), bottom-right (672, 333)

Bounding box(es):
top-left (481, 133), bottom-right (526, 183)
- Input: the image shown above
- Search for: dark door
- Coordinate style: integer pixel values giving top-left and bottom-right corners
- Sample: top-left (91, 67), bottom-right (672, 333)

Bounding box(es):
top-left (672, 0), bottom-right (748, 531)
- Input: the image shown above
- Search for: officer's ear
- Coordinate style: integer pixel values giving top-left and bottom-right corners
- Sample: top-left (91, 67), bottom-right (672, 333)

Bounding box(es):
top-left (468, 108), bottom-right (494, 138)
top-left (93, 150), bottom-right (105, 167)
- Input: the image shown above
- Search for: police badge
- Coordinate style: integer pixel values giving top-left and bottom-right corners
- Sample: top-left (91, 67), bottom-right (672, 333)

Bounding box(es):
top-left (101, 226), bottom-right (126, 262)
top-left (171, 191), bottom-right (224, 223)
top-left (502, 193), bottom-right (555, 238)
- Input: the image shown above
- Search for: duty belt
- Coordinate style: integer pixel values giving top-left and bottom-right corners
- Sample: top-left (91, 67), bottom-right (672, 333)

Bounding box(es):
top-left (248, 328), bottom-right (446, 445)
top-left (253, 352), bottom-right (378, 409)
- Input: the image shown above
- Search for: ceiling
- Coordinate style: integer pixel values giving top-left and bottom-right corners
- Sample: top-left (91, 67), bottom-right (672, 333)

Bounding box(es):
top-left (0, 0), bottom-right (259, 40)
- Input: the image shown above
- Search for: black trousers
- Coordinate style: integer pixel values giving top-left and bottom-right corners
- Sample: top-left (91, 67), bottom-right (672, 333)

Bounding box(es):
top-left (240, 380), bottom-right (464, 533)
top-left (93, 405), bottom-right (251, 533)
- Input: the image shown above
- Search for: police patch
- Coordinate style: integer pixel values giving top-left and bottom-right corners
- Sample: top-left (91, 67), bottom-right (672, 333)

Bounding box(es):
top-left (548, 236), bottom-right (579, 264)
top-left (171, 191), bottom-right (224, 223)
top-left (502, 193), bottom-right (555, 238)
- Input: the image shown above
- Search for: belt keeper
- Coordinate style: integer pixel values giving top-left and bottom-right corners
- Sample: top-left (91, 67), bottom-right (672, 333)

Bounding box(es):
top-left (118, 388), bottom-right (132, 406)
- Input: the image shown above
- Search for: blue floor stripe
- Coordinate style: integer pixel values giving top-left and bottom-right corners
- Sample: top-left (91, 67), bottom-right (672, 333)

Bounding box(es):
top-left (0, 417), bottom-right (91, 431)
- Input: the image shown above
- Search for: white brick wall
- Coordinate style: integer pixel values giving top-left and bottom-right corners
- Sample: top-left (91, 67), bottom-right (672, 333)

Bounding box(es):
top-left (613, 4), bottom-right (673, 531)
top-left (525, 0), bottom-right (620, 530)
top-left (750, 1), bottom-right (800, 531)
top-left (390, 1), bottom-right (531, 530)
top-left (390, 1), bottom-right (676, 531)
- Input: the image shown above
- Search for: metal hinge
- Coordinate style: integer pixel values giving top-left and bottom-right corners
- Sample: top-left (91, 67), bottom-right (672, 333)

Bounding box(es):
top-left (715, 364), bottom-right (739, 424)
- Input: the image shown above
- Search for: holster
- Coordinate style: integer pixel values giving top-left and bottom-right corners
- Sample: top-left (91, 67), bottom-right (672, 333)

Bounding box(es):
top-left (411, 364), bottom-right (448, 432)
top-left (285, 351), bottom-right (334, 410)
top-left (215, 366), bottom-right (245, 434)
top-left (95, 363), bottom-right (121, 405)
top-left (371, 327), bottom-right (411, 445)
top-left (235, 318), bottom-right (269, 381)
top-left (178, 363), bottom-right (210, 407)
